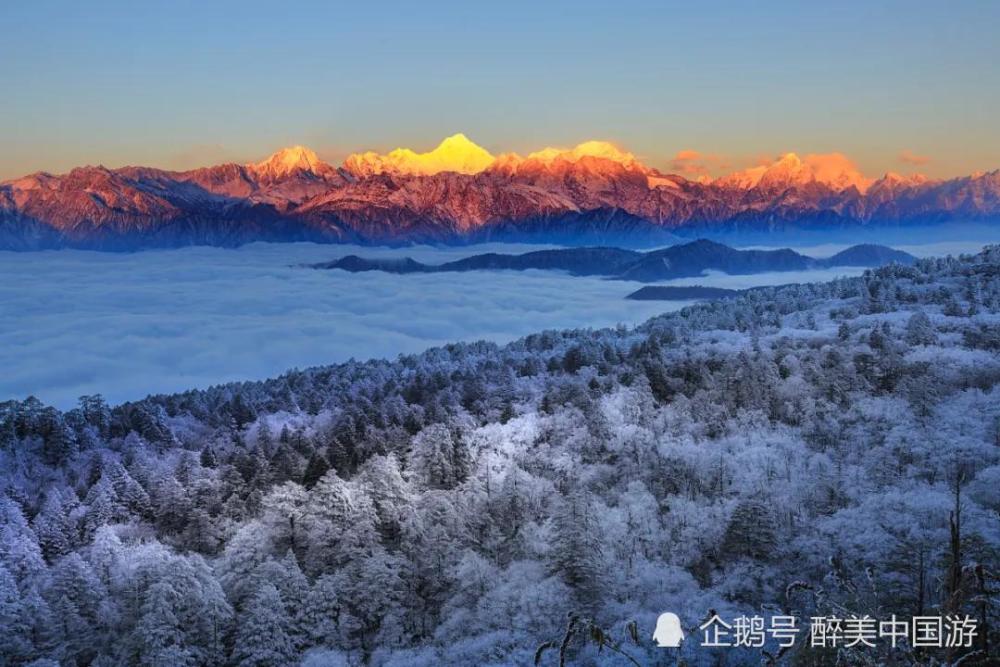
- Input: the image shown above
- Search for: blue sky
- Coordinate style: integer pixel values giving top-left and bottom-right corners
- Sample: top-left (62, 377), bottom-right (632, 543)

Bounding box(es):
top-left (1, 0), bottom-right (997, 179)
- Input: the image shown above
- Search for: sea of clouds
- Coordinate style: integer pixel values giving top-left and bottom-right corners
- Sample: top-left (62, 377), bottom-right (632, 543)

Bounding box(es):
top-left (1, 239), bottom-right (985, 409)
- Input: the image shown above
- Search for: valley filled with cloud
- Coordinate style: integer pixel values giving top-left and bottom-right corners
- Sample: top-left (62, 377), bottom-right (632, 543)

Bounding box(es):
top-left (6, 240), bottom-right (984, 409)
top-left (1, 243), bottom-right (672, 408)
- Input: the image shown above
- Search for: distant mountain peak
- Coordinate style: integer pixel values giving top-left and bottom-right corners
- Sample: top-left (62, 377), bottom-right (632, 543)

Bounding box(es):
top-left (342, 137), bottom-right (652, 179)
top-left (2, 136), bottom-right (998, 251)
top-left (878, 171), bottom-right (932, 186)
top-left (436, 132), bottom-right (481, 151)
top-left (527, 140), bottom-right (640, 166)
top-left (251, 145), bottom-right (330, 178)
top-left (343, 133), bottom-right (495, 177)
top-left (488, 140), bottom-right (650, 180)
top-left (717, 151), bottom-right (872, 193)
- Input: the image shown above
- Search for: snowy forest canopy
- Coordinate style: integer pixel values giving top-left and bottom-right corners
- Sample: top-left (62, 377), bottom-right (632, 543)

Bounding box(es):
top-left (2, 247), bottom-right (1000, 666)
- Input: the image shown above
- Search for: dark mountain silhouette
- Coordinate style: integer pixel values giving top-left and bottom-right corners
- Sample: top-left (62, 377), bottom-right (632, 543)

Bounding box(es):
top-left (818, 243), bottom-right (917, 267)
top-left (626, 285), bottom-right (742, 300)
top-left (309, 239), bottom-right (917, 282)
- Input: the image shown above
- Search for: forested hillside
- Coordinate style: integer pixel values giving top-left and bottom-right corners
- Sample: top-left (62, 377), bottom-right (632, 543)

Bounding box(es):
top-left (2, 248), bottom-right (1000, 666)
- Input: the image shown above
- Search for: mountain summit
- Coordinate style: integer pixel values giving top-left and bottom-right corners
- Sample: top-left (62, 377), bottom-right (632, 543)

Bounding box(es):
top-left (1, 135), bottom-right (997, 250)
top-left (717, 152), bottom-right (872, 193)
top-left (523, 140), bottom-right (643, 169)
top-left (344, 133), bottom-right (495, 177)
top-left (249, 145), bottom-right (334, 180)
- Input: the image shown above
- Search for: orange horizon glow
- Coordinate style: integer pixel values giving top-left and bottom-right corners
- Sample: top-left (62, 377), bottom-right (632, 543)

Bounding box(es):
top-left (3, 3), bottom-right (998, 184)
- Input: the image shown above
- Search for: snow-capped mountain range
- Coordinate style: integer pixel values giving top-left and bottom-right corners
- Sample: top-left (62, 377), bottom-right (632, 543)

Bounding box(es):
top-left (1, 134), bottom-right (998, 250)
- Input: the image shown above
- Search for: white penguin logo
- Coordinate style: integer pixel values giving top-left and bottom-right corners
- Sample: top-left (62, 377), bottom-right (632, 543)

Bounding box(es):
top-left (653, 612), bottom-right (684, 648)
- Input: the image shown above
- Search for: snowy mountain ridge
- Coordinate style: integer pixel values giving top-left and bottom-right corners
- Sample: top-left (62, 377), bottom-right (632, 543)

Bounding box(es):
top-left (1, 135), bottom-right (999, 250)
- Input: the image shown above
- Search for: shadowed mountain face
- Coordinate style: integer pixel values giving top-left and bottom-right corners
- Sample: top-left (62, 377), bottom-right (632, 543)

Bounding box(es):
top-left (309, 239), bottom-right (917, 282)
top-left (625, 285), bottom-right (743, 300)
top-left (439, 247), bottom-right (643, 275)
top-left (616, 241), bottom-right (812, 282)
top-left (821, 243), bottom-right (918, 267)
top-left (1, 139), bottom-right (998, 250)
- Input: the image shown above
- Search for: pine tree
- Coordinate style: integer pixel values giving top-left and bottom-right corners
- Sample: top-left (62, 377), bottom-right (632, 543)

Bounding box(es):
top-left (218, 521), bottom-right (270, 606)
top-left (87, 525), bottom-right (123, 587)
top-left (82, 475), bottom-right (125, 539)
top-left (229, 394), bottom-right (258, 429)
top-left (408, 424), bottom-right (465, 490)
top-left (50, 593), bottom-right (92, 665)
top-left (301, 452), bottom-right (330, 489)
top-left (303, 574), bottom-right (340, 647)
top-left (21, 586), bottom-right (57, 659)
top-left (51, 552), bottom-right (106, 624)
top-left (232, 583), bottom-right (296, 667)
top-left (196, 573), bottom-right (235, 667)
top-left (254, 552), bottom-right (311, 651)
top-left (271, 442), bottom-right (302, 483)
top-left (257, 419), bottom-right (274, 455)
top-left (550, 491), bottom-right (605, 608)
top-left (153, 475), bottom-right (191, 534)
top-left (261, 482), bottom-right (308, 555)
top-left (0, 497), bottom-right (46, 582)
top-left (135, 581), bottom-right (196, 667)
top-left (905, 311), bottom-right (937, 345)
top-left (332, 547), bottom-right (405, 658)
top-left (111, 466), bottom-right (152, 518)
top-left (356, 454), bottom-right (409, 545)
top-left (0, 562), bottom-right (32, 660)
top-left (33, 492), bottom-right (73, 561)
top-left (722, 498), bottom-right (778, 560)
top-left (78, 394), bottom-right (112, 436)
top-left (42, 422), bottom-right (78, 466)
top-left (182, 506), bottom-right (221, 554)
top-left (199, 446), bottom-right (217, 469)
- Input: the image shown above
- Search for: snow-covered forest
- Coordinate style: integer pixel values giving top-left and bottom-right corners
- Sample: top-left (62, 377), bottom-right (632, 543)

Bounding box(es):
top-left (2, 247), bottom-right (1000, 666)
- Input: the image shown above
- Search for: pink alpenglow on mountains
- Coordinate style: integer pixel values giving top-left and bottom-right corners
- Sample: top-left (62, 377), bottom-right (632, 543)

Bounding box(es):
top-left (1, 135), bottom-right (998, 250)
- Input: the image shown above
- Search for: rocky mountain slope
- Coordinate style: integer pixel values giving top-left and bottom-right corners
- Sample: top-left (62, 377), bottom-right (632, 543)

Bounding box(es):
top-left (2, 134), bottom-right (997, 250)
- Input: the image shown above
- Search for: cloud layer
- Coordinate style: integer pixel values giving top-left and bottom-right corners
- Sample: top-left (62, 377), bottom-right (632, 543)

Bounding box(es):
top-left (668, 150), bottom-right (731, 181)
top-left (898, 149), bottom-right (931, 166)
top-left (2, 243), bottom-right (675, 409)
top-left (6, 239), bottom-right (987, 410)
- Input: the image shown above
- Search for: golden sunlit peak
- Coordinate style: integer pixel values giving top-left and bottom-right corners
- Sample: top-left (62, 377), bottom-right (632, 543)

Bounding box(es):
top-left (717, 152), bottom-right (872, 193)
top-left (344, 133), bottom-right (495, 177)
top-left (800, 153), bottom-right (872, 192)
top-left (435, 133), bottom-right (481, 151)
top-left (775, 152), bottom-right (802, 166)
top-left (525, 140), bottom-right (642, 169)
top-left (252, 145), bottom-right (329, 177)
top-left (342, 136), bottom-right (651, 178)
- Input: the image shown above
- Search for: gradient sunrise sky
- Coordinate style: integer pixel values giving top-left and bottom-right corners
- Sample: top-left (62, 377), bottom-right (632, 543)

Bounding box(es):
top-left (1, 0), bottom-right (997, 181)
